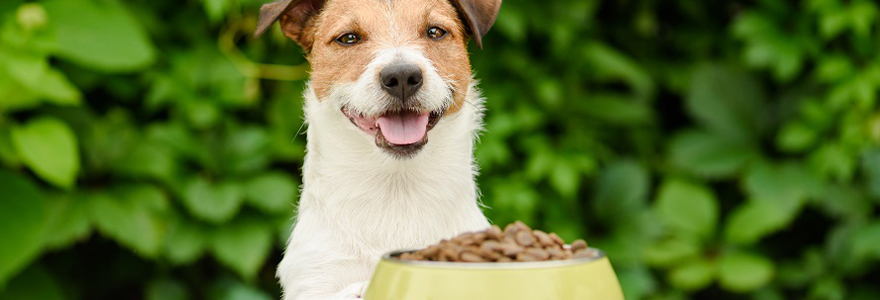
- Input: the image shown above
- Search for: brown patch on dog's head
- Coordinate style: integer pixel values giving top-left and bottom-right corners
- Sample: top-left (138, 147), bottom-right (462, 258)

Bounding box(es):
top-left (255, 0), bottom-right (501, 114)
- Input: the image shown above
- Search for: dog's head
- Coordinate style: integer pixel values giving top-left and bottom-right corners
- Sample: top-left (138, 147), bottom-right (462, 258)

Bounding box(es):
top-left (255, 0), bottom-right (501, 157)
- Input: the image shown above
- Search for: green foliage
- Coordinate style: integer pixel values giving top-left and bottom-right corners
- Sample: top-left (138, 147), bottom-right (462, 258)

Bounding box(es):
top-left (0, 171), bottom-right (45, 286)
top-left (0, 267), bottom-right (62, 300)
top-left (0, 0), bottom-right (878, 298)
top-left (718, 251), bottom-right (774, 292)
top-left (146, 278), bottom-right (190, 300)
top-left (182, 177), bottom-right (244, 224)
top-left (42, 0), bottom-right (156, 71)
top-left (654, 179), bottom-right (719, 240)
top-left (88, 187), bottom-right (167, 258)
top-left (11, 117), bottom-right (79, 188)
top-left (211, 218), bottom-right (273, 279)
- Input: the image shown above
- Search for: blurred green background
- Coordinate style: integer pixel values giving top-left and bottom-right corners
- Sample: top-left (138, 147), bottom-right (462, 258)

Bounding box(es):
top-left (1, 0), bottom-right (879, 299)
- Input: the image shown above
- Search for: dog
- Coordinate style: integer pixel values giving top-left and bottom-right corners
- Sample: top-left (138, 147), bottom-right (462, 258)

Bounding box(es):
top-left (254, 0), bottom-right (501, 298)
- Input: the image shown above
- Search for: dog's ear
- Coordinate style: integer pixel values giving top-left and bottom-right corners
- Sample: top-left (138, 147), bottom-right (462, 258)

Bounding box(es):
top-left (449, 0), bottom-right (502, 49)
top-left (254, 0), bottom-right (325, 49)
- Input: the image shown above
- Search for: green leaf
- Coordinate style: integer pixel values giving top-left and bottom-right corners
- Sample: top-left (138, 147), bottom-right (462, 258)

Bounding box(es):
top-left (819, 9), bottom-right (849, 39)
top-left (145, 122), bottom-right (206, 164)
top-left (39, 68), bottom-right (81, 105)
top-left (488, 178), bottom-right (540, 225)
top-left (41, 193), bottom-right (91, 250)
top-left (164, 216), bottom-right (206, 265)
top-left (182, 177), bottom-right (243, 223)
top-left (524, 147), bottom-right (554, 181)
top-left (43, 0), bottom-right (156, 71)
top-left (732, 12), bottom-right (805, 80)
top-left (266, 85), bottom-right (305, 161)
top-left (123, 185), bottom-right (170, 211)
top-left (849, 1), bottom-right (878, 37)
top-left (244, 172), bottom-right (298, 214)
top-left (744, 162), bottom-right (817, 205)
top-left (616, 266), bottom-right (657, 300)
top-left (549, 160), bottom-right (580, 199)
top-left (583, 42), bottom-right (654, 99)
top-left (0, 266), bottom-right (63, 300)
top-left (809, 276), bottom-right (846, 300)
top-left (0, 125), bottom-right (20, 167)
top-left (600, 211), bottom-right (659, 266)
top-left (668, 257), bottom-right (715, 291)
top-left (817, 184), bottom-right (871, 221)
top-left (146, 278), bottom-right (190, 300)
top-left (182, 100), bottom-right (220, 129)
top-left (724, 200), bottom-right (800, 245)
top-left (580, 93), bottom-right (652, 125)
top-left (0, 50), bottom-right (81, 105)
top-left (808, 143), bottom-right (856, 181)
top-left (209, 277), bottom-right (273, 300)
top-left (494, 6), bottom-right (526, 42)
top-left (113, 140), bottom-right (176, 182)
top-left (200, 0), bottom-right (231, 23)
top-left (825, 225), bottom-right (862, 272)
top-left (815, 55), bottom-right (855, 83)
top-left (718, 251), bottom-right (774, 292)
top-left (668, 129), bottom-right (758, 178)
top-left (851, 221), bottom-right (880, 260)
top-left (87, 189), bottom-right (166, 258)
top-left (11, 117), bottom-right (80, 189)
top-left (685, 64), bottom-right (765, 141)
top-left (727, 163), bottom-right (817, 244)
top-left (654, 179), bottom-right (719, 239)
top-left (0, 171), bottom-right (45, 286)
top-left (776, 121), bottom-right (817, 152)
top-left (211, 218), bottom-right (272, 279)
top-left (0, 66), bottom-right (41, 112)
top-left (535, 78), bottom-right (563, 108)
top-left (593, 160), bottom-right (650, 223)
top-left (863, 149), bottom-right (880, 199)
top-left (643, 236), bottom-right (701, 267)
top-left (0, 49), bottom-right (47, 88)
top-left (223, 126), bottom-right (271, 174)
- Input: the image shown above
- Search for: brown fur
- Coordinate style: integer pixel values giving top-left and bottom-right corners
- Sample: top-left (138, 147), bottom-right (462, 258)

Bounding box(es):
top-left (282, 0), bottom-right (474, 114)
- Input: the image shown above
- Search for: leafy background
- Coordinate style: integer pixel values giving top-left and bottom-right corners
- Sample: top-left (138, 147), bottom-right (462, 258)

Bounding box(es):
top-left (1, 0), bottom-right (879, 299)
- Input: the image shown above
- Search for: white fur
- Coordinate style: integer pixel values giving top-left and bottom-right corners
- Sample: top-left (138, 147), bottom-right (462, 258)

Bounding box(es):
top-left (277, 46), bottom-right (490, 299)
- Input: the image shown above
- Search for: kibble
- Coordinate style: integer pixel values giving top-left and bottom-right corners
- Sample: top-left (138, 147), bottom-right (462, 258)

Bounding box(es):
top-left (396, 222), bottom-right (600, 262)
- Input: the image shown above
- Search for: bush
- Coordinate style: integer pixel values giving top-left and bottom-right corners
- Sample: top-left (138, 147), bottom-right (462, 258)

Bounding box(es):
top-left (0, 0), bottom-right (878, 299)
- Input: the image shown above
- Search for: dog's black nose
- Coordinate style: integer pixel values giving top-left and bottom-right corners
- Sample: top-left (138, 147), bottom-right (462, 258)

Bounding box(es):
top-left (380, 63), bottom-right (423, 101)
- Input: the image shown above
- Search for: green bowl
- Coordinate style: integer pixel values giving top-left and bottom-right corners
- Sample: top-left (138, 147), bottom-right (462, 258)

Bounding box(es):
top-left (365, 248), bottom-right (625, 300)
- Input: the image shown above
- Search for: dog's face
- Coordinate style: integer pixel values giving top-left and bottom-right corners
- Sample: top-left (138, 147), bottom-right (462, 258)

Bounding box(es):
top-left (256, 0), bottom-right (501, 157)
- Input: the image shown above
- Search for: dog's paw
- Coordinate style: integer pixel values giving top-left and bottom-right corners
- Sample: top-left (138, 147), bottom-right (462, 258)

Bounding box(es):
top-left (337, 281), bottom-right (369, 299)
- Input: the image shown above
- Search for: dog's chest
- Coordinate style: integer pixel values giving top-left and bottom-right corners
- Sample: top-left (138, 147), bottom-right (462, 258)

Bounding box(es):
top-left (303, 164), bottom-right (488, 251)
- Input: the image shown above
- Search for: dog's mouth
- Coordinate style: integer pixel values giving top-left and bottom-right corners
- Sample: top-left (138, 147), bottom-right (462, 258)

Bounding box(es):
top-left (342, 107), bottom-right (443, 157)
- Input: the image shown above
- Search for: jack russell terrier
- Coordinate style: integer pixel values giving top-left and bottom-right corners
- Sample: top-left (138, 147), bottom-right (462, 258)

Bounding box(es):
top-left (254, 0), bottom-right (502, 298)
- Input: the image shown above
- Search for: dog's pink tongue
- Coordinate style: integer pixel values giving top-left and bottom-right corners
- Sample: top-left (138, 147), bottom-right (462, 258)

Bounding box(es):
top-left (377, 111), bottom-right (429, 145)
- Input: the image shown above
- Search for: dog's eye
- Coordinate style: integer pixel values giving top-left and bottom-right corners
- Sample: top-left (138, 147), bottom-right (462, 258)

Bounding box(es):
top-left (426, 27), bottom-right (447, 40)
top-left (335, 33), bottom-right (360, 45)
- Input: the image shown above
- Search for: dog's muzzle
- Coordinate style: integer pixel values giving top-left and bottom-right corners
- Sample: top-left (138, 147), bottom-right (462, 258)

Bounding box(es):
top-left (380, 62), bottom-right (423, 102)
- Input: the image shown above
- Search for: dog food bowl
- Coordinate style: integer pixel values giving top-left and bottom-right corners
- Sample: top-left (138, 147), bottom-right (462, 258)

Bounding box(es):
top-left (364, 248), bottom-right (624, 300)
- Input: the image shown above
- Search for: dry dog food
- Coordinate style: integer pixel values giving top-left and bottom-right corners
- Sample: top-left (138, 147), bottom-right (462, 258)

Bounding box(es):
top-left (397, 221), bottom-right (600, 262)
